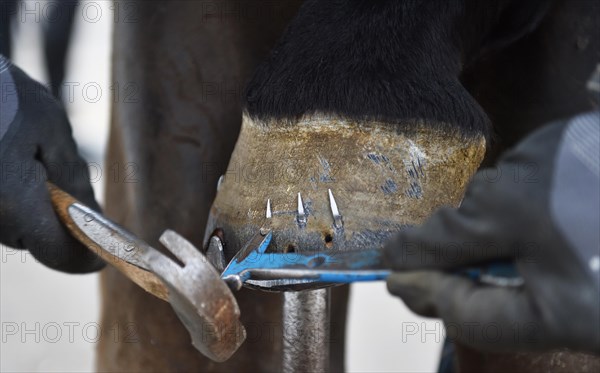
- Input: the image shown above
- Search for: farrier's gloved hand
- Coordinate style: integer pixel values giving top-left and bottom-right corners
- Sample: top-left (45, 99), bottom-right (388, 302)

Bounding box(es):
top-left (0, 56), bottom-right (104, 273)
top-left (383, 112), bottom-right (600, 354)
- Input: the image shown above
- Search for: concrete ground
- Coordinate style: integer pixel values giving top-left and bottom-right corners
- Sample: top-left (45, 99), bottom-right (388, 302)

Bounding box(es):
top-left (0, 1), bottom-right (443, 371)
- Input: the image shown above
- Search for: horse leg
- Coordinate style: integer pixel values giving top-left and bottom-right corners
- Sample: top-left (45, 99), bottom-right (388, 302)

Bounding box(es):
top-left (99, 1), bottom-right (301, 371)
top-left (42, 0), bottom-right (78, 98)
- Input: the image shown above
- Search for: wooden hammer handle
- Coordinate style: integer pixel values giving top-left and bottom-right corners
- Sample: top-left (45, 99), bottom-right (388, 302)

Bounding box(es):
top-left (47, 182), bottom-right (169, 301)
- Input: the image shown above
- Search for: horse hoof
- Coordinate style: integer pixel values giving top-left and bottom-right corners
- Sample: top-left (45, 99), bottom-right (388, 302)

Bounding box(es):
top-left (204, 113), bottom-right (486, 291)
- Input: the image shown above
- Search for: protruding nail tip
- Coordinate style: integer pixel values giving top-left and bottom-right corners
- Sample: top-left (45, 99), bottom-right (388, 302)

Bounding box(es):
top-left (328, 189), bottom-right (340, 216)
top-left (328, 189), bottom-right (343, 228)
top-left (266, 199), bottom-right (272, 219)
top-left (297, 193), bottom-right (307, 225)
top-left (217, 175), bottom-right (224, 191)
top-left (297, 193), bottom-right (305, 215)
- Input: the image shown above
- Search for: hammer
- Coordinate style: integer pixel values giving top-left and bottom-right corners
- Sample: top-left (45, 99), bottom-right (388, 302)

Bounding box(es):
top-left (47, 183), bottom-right (245, 362)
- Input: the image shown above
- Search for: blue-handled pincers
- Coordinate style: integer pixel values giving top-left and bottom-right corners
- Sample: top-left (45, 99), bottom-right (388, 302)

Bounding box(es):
top-left (215, 229), bottom-right (522, 291)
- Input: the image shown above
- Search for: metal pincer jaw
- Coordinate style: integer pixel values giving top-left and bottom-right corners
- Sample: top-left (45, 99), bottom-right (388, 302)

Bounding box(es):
top-left (204, 113), bottom-right (487, 291)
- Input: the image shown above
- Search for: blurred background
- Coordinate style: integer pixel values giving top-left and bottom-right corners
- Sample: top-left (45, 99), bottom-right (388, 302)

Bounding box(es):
top-left (0, 1), bottom-right (443, 371)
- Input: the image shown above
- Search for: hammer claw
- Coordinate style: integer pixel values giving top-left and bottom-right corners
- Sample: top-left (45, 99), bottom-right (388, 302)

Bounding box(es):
top-left (48, 183), bottom-right (246, 363)
top-left (159, 229), bottom-right (205, 265)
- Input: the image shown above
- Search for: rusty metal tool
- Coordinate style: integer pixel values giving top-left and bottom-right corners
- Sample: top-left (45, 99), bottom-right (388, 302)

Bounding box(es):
top-left (47, 183), bottom-right (245, 362)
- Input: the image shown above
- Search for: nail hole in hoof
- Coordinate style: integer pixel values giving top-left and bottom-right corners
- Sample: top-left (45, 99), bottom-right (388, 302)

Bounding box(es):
top-left (324, 233), bottom-right (333, 248)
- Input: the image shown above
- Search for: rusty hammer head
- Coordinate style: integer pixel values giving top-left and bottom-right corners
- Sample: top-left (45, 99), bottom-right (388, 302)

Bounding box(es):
top-left (143, 230), bottom-right (246, 362)
top-left (47, 184), bottom-right (245, 362)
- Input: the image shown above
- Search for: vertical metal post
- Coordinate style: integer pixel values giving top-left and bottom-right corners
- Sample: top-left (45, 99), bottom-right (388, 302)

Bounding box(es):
top-left (282, 288), bottom-right (331, 372)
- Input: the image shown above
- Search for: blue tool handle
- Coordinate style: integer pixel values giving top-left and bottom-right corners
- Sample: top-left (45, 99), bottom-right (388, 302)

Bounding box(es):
top-left (461, 261), bottom-right (519, 280)
top-left (226, 247), bottom-right (522, 287)
top-left (459, 261), bottom-right (522, 287)
top-left (305, 261), bottom-right (520, 286)
top-left (311, 270), bottom-right (391, 283)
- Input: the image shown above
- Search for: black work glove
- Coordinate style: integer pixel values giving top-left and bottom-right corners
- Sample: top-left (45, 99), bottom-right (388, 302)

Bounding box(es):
top-left (384, 112), bottom-right (600, 355)
top-left (0, 56), bottom-right (104, 273)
